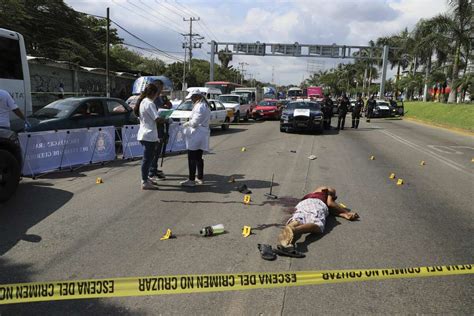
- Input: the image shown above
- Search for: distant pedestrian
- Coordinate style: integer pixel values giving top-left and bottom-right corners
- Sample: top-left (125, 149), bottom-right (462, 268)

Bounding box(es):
top-left (337, 94), bottom-right (349, 130)
top-left (0, 89), bottom-right (28, 130)
top-left (180, 90), bottom-right (211, 187)
top-left (366, 95), bottom-right (376, 122)
top-left (352, 94), bottom-right (364, 129)
top-left (135, 84), bottom-right (164, 190)
top-left (322, 94), bottom-right (333, 129)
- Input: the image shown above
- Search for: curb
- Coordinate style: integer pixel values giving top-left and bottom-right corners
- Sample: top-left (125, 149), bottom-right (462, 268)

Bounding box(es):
top-left (403, 117), bottom-right (474, 137)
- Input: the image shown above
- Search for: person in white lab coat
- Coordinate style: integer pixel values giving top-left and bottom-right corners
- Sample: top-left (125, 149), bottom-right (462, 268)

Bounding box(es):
top-left (180, 90), bottom-right (211, 187)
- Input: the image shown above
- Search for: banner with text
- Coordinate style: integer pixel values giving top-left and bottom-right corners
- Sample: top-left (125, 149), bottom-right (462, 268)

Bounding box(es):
top-left (19, 127), bottom-right (116, 176)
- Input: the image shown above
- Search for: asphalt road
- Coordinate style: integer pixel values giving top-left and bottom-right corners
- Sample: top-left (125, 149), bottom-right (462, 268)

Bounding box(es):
top-left (1, 115), bottom-right (473, 315)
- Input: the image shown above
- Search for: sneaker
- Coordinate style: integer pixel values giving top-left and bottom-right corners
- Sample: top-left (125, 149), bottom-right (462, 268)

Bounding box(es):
top-left (195, 178), bottom-right (204, 185)
top-left (156, 171), bottom-right (166, 179)
top-left (142, 181), bottom-right (158, 190)
top-left (180, 179), bottom-right (196, 187)
top-left (148, 175), bottom-right (165, 184)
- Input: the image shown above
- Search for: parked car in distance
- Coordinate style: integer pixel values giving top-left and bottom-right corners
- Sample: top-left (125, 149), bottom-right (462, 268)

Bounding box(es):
top-left (252, 99), bottom-right (280, 120)
top-left (11, 97), bottom-right (138, 133)
top-left (218, 94), bottom-right (252, 123)
top-left (372, 100), bottom-right (392, 118)
top-left (170, 99), bottom-right (232, 130)
top-left (280, 101), bottom-right (324, 133)
top-left (0, 129), bottom-right (22, 202)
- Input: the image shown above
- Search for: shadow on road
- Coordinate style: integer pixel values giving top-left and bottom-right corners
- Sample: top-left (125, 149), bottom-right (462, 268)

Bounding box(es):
top-left (294, 216), bottom-right (341, 253)
top-left (0, 182), bottom-right (73, 256)
top-left (211, 127), bottom-right (247, 135)
top-left (157, 173), bottom-right (278, 194)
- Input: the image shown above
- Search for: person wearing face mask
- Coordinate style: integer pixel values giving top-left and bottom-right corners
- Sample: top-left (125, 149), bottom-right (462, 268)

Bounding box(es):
top-left (180, 90), bottom-right (211, 187)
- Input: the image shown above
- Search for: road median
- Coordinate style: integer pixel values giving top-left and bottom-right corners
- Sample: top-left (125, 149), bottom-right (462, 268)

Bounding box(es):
top-left (403, 101), bottom-right (474, 133)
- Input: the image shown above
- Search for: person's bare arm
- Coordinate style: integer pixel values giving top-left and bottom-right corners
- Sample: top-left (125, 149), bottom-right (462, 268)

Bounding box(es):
top-left (13, 108), bottom-right (26, 121)
top-left (327, 195), bottom-right (359, 220)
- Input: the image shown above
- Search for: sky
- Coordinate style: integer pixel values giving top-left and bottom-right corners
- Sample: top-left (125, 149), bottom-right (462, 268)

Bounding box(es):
top-left (64, 0), bottom-right (450, 85)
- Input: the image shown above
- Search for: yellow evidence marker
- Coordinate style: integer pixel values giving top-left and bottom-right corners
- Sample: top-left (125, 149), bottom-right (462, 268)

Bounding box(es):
top-left (242, 226), bottom-right (251, 237)
top-left (244, 195), bottom-right (251, 204)
top-left (396, 179), bottom-right (404, 185)
top-left (241, 147), bottom-right (247, 152)
top-left (96, 177), bottom-right (103, 184)
top-left (389, 173), bottom-right (396, 179)
top-left (160, 229), bottom-right (173, 240)
top-left (228, 176), bottom-right (235, 183)
top-left (370, 155), bottom-right (375, 160)
top-left (420, 160), bottom-right (426, 166)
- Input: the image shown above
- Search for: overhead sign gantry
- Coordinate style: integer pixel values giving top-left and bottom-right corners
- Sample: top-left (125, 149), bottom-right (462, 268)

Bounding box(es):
top-left (209, 41), bottom-right (391, 96)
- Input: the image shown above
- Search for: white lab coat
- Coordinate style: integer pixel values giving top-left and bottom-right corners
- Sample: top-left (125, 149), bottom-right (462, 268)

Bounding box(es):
top-left (183, 100), bottom-right (211, 151)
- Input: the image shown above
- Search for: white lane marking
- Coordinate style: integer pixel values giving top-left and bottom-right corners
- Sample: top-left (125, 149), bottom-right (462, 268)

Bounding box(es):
top-left (381, 130), bottom-right (473, 176)
top-left (427, 145), bottom-right (463, 155)
top-left (451, 146), bottom-right (474, 151)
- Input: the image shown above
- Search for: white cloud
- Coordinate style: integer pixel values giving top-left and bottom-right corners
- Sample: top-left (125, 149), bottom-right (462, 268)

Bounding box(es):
top-left (65, 0), bottom-right (450, 85)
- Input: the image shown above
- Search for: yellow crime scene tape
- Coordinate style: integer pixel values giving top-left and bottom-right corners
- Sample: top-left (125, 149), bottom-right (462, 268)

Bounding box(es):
top-left (0, 264), bottom-right (472, 305)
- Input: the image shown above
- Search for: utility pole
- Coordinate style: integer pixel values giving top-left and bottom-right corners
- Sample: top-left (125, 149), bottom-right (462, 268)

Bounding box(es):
top-left (271, 66), bottom-right (275, 84)
top-left (106, 7), bottom-right (110, 97)
top-left (238, 62), bottom-right (249, 85)
top-left (183, 17), bottom-right (200, 72)
top-left (182, 41), bottom-right (187, 91)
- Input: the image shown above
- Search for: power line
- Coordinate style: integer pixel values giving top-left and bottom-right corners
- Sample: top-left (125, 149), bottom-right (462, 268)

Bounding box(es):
top-left (110, 0), bottom-right (182, 35)
top-left (172, 0), bottom-right (219, 41)
top-left (111, 19), bottom-right (183, 62)
top-left (155, 0), bottom-right (186, 19)
top-left (135, 0), bottom-right (186, 33)
top-left (123, 42), bottom-right (184, 55)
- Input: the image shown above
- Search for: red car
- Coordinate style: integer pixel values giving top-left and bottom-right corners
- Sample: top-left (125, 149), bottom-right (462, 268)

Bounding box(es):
top-left (252, 99), bottom-right (281, 120)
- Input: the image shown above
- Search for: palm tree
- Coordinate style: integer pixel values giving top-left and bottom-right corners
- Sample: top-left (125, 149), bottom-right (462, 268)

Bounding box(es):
top-left (217, 48), bottom-right (232, 69)
top-left (413, 16), bottom-right (451, 101)
top-left (446, 0), bottom-right (472, 103)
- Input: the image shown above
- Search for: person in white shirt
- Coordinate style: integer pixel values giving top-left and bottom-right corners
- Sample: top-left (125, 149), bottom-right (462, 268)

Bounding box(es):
top-left (180, 91), bottom-right (211, 187)
top-left (134, 84), bottom-right (166, 190)
top-left (0, 89), bottom-right (27, 129)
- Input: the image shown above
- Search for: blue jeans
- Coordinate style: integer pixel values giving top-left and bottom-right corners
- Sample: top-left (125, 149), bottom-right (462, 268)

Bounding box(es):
top-left (140, 141), bottom-right (158, 182)
top-left (149, 139), bottom-right (164, 177)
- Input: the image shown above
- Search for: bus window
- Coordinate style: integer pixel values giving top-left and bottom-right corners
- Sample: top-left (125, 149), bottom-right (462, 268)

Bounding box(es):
top-left (0, 37), bottom-right (23, 80)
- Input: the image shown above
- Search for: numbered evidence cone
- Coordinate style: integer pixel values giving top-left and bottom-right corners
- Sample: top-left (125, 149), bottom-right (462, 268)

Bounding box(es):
top-left (370, 155), bottom-right (375, 160)
top-left (200, 224), bottom-right (225, 237)
top-left (420, 160), bottom-right (426, 166)
top-left (389, 173), bottom-right (396, 179)
top-left (96, 177), bottom-right (103, 184)
top-left (397, 179), bottom-right (404, 185)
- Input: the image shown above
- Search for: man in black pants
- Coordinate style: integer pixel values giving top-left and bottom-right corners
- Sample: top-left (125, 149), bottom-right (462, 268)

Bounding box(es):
top-left (352, 94), bottom-right (364, 128)
top-left (337, 94), bottom-right (349, 130)
top-left (366, 95), bottom-right (376, 122)
top-left (322, 94), bottom-right (333, 129)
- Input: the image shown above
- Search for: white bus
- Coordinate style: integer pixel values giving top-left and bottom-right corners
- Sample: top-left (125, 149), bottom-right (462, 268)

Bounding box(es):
top-left (0, 28), bottom-right (32, 118)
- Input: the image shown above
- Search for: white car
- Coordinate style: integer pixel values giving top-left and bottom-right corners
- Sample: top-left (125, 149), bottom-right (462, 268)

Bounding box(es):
top-left (218, 94), bottom-right (252, 122)
top-left (170, 99), bottom-right (231, 130)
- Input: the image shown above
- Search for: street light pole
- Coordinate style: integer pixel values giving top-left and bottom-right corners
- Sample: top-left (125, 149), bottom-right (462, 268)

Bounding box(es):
top-left (106, 7), bottom-right (110, 97)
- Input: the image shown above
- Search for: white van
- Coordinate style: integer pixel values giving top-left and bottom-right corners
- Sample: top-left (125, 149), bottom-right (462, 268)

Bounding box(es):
top-left (186, 87), bottom-right (221, 100)
top-left (0, 28), bottom-right (32, 117)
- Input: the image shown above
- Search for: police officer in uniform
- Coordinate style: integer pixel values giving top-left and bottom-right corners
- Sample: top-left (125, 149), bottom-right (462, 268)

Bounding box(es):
top-left (337, 94), bottom-right (349, 130)
top-left (322, 94), bottom-right (333, 129)
top-left (366, 95), bottom-right (376, 122)
top-left (352, 94), bottom-right (364, 129)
